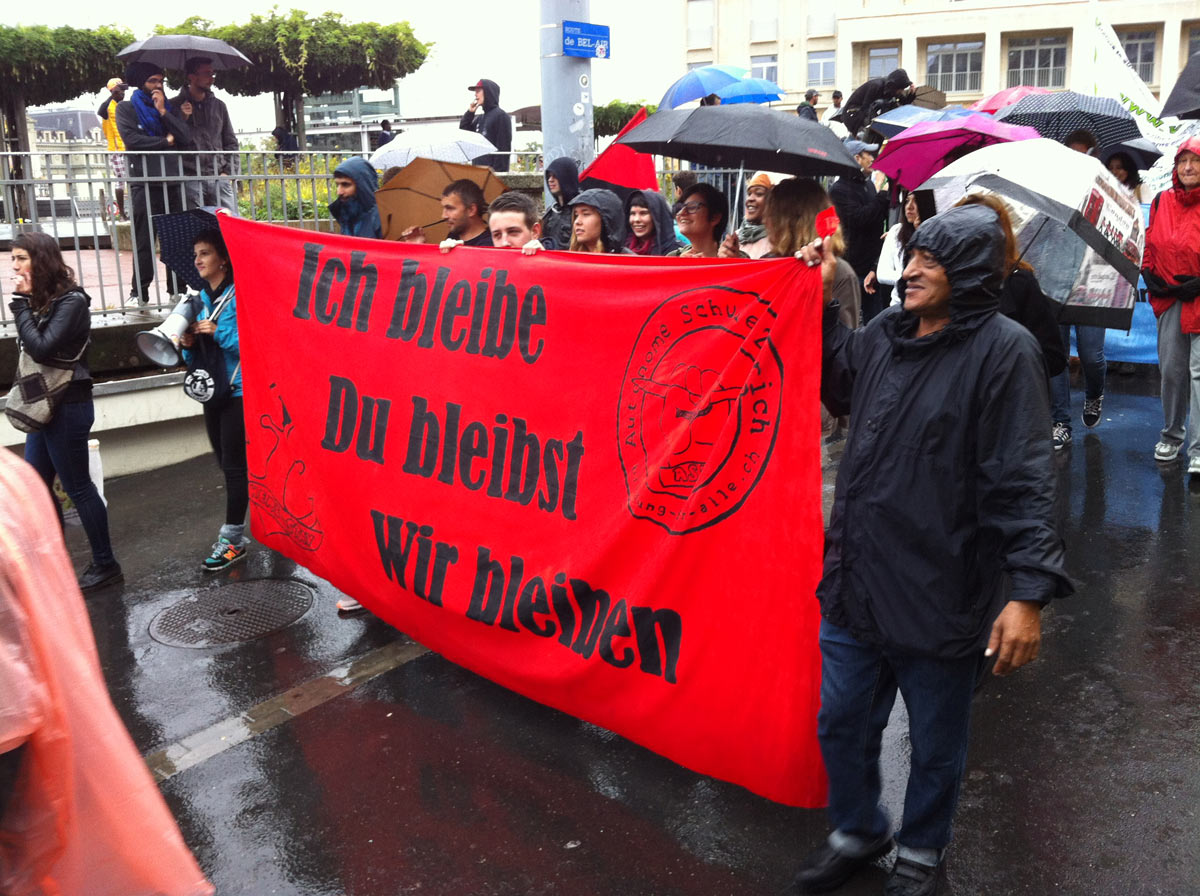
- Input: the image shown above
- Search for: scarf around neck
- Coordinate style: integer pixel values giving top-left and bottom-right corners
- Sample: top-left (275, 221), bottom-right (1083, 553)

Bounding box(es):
top-left (132, 89), bottom-right (165, 137)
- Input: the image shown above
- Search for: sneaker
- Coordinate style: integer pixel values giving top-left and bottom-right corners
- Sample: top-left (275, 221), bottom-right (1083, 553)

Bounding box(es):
top-left (1155, 441), bottom-right (1181, 462)
top-left (203, 537), bottom-right (247, 571)
top-left (79, 561), bottom-right (124, 592)
top-left (1082, 395), bottom-right (1103, 428)
top-left (885, 856), bottom-right (940, 896)
top-left (1052, 422), bottom-right (1072, 451)
top-left (336, 596), bottom-right (365, 613)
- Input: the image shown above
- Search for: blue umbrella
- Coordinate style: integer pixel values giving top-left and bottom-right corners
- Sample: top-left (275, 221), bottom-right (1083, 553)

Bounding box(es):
top-left (660, 64), bottom-right (748, 109)
top-left (716, 77), bottom-right (783, 105)
top-left (152, 207), bottom-right (223, 293)
top-left (869, 105), bottom-right (975, 139)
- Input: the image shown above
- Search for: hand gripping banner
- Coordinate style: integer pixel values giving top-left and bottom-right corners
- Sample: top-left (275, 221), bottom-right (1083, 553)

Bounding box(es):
top-left (220, 216), bottom-right (827, 807)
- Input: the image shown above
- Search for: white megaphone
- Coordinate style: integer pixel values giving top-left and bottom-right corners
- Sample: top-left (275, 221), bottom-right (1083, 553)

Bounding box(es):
top-left (135, 296), bottom-right (198, 367)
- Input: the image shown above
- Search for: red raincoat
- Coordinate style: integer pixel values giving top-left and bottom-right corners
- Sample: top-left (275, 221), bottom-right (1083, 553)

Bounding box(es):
top-left (1144, 136), bottom-right (1200, 332)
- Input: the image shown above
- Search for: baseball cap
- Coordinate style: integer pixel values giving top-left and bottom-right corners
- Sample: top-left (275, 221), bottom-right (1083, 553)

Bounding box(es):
top-left (467, 80), bottom-right (485, 90)
top-left (106, 78), bottom-right (128, 91)
top-left (844, 139), bottom-right (880, 155)
top-left (804, 89), bottom-right (819, 100)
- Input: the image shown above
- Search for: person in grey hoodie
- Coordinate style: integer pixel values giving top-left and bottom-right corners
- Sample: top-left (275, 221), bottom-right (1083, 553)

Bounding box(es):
top-left (329, 158), bottom-right (381, 239)
top-left (460, 78), bottom-right (512, 171)
top-left (567, 188), bottom-right (629, 253)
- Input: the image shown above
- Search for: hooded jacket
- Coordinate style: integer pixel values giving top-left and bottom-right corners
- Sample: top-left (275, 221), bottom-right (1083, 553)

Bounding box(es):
top-left (541, 157), bottom-right (580, 250)
top-left (1144, 137), bottom-right (1200, 332)
top-left (460, 79), bottom-right (512, 172)
top-left (567, 188), bottom-right (628, 253)
top-left (830, 168), bottom-right (889, 280)
top-left (820, 205), bottom-right (1072, 658)
top-left (623, 190), bottom-right (682, 256)
top-left (838, 68), bottom-right (915, 137)
top-left (329, 158), bottom-right (382, 239)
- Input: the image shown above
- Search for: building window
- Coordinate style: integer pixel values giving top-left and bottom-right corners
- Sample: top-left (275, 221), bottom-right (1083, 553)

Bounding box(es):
top-left (687, 0), bottom-right (714, 50)
top-left (1119, 29), bottom-right (1156, 82)
top-left (868, 46), bottom-right (900, 79)
top-left (752, 54), bottom-right (779, 83)
top-left (1007, 35), bottom-right (1067, 88)
top-left (808, 50), bottom-right (835, 86)
top-left (926, 40), bottom-right (983, 93)
top-left (750, 0), bottom-right (778, 42)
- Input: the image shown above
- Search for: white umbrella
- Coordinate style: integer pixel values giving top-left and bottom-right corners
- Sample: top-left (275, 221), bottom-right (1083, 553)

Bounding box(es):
top-left (370, 128), bottom-right (497, 168)
top-left (921, 138), bottom-right (1144, 328)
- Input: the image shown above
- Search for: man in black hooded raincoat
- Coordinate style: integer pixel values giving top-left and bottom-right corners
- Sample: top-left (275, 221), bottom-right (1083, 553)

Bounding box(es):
top-left (794, 204), bottom-right (1072, 896)
top-left (461, 78), bottom-right (512, 172)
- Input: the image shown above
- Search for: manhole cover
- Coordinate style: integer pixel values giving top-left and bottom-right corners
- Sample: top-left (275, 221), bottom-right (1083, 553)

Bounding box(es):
top-left (149, 580), bottom-right (314, 648)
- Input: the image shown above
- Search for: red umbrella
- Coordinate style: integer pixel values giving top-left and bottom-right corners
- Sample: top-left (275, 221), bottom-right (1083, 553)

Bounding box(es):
top-left (579, 106), bottom-right (660, 199)
top-left (971, 85), bottom-right (1052, 115)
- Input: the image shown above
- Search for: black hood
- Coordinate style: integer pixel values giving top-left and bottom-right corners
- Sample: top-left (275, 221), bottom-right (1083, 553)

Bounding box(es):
top-left (569, 188), bottom-right (626, 250)
top-left (471, 78), bottom-right (501, 111)
top-left (623, 190), bottom-right (681, 255)
top-left (884, 68), bottom-right (912, 94)
top-left (545, 156), bottom-right (580, 203)
top-left (896, 204), bottom-right (1005, 322)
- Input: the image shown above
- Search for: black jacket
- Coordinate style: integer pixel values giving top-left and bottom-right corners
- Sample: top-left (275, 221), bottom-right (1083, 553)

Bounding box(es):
top-left (837, 68), bottom-right (915, 137)
top-left (459, 79), bottom-right (512, 172)
top-left (999, 268), bottom-right (1068, 377)
top-left (541, 157), bottom-right (580, 250)
top-left (9, 289), bottom-right (93, 401)
top-left (830, 170), bottom-right (889, 281)
top-left (819, 205), bottom-right (1072, 658)
top-left (168, 89), bottom-right (237, 176)
top-left (115, 97), bottom-right (193, 181)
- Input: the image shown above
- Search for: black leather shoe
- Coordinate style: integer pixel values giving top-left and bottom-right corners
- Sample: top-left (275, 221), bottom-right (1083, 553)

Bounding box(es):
top-left (794, 836), bottom-right (894, 893)
top-left (885, 856), bottom-right (940, 896)
top-left (79, 562), bottom-right (124, 593)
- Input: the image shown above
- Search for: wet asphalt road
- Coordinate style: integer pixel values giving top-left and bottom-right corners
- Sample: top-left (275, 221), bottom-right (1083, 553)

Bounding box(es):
top-left (72, 368), bottom-right (1199, 896)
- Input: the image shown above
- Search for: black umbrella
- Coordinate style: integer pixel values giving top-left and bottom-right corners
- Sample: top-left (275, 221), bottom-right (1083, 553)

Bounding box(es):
top-left (994, 91), bottom-right (1140, 147)
top-left (615, 105), bottom-right (860, 177)
top-left (152, 206), bottom-right (222, 293)
top-left (1162, 52), bottom-right (1200, 120)
top-left (118, 35), bottom-right (252, 71)
top-left (1097, 137), bottom-right (1162, 171)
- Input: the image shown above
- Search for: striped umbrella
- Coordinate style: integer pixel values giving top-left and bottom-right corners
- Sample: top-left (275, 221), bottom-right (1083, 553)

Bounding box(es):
top-left (993, 91), bottom-right (1141, 147)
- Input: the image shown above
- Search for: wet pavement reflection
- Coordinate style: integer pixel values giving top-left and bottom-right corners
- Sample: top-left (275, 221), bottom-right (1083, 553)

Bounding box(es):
top-left (70, 369), bottom-right (1200, 895)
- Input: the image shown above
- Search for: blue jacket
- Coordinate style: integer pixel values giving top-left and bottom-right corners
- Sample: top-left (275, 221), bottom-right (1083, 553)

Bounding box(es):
top-left (182, 281), bottom-right (241, 398)
top-left (329, 157), bottom-right (382, 239)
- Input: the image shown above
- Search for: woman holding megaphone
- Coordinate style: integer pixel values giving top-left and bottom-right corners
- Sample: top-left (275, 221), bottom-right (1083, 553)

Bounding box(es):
top-left (179, 228), bottom-right (249, 570)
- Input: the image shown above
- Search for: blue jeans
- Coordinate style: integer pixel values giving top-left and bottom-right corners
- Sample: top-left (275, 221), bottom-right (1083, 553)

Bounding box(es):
top-left (1051, 324), bottom-right (1106, 428)
top-left (817, 620), bottom-right (983, 851)
top-left (24, 399), bottom-right (116, 568)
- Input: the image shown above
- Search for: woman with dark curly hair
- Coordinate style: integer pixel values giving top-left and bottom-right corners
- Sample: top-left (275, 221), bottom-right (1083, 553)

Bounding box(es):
top-left (8, 232), bottom-right (121, 591)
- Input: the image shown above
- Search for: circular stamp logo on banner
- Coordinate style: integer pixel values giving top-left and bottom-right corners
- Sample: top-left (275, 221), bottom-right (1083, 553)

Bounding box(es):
top-left (617, 286), bottom-right (782, 535)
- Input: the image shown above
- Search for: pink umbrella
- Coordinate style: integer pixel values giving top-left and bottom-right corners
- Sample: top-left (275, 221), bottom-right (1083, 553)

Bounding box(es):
top-left (971, 85), bottom-right (1052, 115)
top-left (872, 114), bottom-right (1041, 190)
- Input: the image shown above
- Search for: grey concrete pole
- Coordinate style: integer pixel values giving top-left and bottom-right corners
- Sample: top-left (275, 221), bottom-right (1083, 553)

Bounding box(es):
top-left (539, 0), bottom-right (595, 187)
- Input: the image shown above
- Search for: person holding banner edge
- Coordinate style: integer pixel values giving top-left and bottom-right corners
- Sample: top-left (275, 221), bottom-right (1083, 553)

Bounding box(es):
top-left (179, 228), bottom-right (250, 570)
top-left (795, 204), bottom-right (1071, 895)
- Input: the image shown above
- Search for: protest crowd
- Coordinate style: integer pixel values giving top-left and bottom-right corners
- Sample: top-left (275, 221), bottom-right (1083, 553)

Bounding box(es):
top-left (4, 27), bottom-right (1200, 896)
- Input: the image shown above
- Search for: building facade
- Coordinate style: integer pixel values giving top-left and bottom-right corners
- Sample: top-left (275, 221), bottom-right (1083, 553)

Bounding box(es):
top-left (683, 0), bottom-right (1198, 115)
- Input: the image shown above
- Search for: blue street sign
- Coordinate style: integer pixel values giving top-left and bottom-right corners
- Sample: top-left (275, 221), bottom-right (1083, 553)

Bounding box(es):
top-left (562, 20), bottom-right (610, 59)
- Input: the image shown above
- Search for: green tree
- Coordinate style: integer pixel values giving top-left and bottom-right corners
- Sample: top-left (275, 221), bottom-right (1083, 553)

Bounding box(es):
top-left (0, 24), bottom-right (134, 214)
top-left (593, 99), bottom-right (656, 139)
top-left (158, 12), bottom-right (430, 143)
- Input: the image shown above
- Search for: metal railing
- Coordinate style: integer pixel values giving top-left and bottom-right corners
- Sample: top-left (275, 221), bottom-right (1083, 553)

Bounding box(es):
top-left (0, 149), bottom-right (356, 321)
top-left (0, 149), bottom-right (753, 325)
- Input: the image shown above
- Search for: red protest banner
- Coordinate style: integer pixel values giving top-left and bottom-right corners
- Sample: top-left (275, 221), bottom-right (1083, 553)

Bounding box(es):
top-left (219, 215), bottom-right (827, 807)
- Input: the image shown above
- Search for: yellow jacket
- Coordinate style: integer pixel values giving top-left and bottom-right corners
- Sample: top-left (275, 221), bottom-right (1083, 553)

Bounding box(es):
top-left (101, 98), bottom-right (124, 152)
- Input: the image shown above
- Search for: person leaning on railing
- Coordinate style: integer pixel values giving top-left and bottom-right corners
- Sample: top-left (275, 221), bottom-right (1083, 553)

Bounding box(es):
top-left (115, 61), bottom-right (193, 305)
